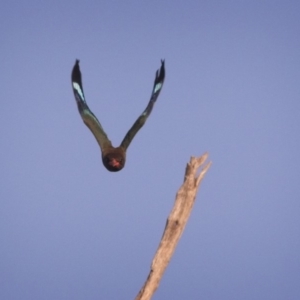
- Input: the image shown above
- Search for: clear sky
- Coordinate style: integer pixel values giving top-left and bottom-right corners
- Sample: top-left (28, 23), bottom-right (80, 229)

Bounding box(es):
top-left (1, 1), bottom-right (300, 299)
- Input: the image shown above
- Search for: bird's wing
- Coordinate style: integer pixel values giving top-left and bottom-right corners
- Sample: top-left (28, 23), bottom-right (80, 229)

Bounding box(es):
top-left (71, 60), bottom-right (112, 151)
top-left (120, 60), bottom-right (165, 150)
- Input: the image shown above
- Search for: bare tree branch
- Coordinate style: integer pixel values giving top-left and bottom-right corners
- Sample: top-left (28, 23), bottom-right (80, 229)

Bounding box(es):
top-left (135, 153), bottom-right (212, 300)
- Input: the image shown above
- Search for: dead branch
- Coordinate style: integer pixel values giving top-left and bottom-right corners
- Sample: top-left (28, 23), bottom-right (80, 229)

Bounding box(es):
top-left (135, 153), bottom-right (212, 300)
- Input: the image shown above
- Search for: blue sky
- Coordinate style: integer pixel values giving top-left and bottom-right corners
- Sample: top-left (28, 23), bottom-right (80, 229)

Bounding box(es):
top-left (1, 1), bottom-right (300, 299)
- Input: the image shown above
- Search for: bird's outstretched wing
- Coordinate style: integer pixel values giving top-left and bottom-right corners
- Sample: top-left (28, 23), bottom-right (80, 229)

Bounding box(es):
top-left (120, 60), bottom-right (165, 150)
top-left (71, 60), bottom-right (112, 151)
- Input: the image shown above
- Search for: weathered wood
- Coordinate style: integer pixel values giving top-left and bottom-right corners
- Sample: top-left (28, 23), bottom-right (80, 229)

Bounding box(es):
top-left (135, 153), bottom-right (212, 300)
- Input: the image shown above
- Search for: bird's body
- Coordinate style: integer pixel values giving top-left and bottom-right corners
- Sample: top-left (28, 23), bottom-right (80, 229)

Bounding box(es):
top-left (71, 59), bottom-right (165, 172)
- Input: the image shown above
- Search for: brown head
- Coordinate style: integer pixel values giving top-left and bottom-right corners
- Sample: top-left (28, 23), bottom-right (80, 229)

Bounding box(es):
top-left (102, 147), bottom-right (126, 172)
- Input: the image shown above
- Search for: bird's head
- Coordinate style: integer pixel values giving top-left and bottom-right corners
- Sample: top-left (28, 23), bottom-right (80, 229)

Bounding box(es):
top-left (102, 147), bottom-right (126, 172)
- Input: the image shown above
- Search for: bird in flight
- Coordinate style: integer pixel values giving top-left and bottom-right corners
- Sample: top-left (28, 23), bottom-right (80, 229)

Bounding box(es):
top-left (71, 59), bottom-right (165, 172)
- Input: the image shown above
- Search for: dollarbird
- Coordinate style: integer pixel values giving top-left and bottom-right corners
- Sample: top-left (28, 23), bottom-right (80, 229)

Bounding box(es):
top-left (71, 59), bottom-right (165, 172)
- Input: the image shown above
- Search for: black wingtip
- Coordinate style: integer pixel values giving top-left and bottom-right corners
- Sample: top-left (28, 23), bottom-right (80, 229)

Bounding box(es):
top-left (161, 59), bottom-right (165, 72)
top-left (156, 59), bottom-right (165, 83)
top-left (72, 59), bottom-right (82, 83)
top-left (73, 59), bottom-right (80, 72)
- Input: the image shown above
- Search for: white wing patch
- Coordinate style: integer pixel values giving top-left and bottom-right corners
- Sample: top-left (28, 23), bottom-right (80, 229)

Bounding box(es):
top-left (154, 83), bottom-right (162, 94)
top-left (73, 82), bottom-right (85, 101)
